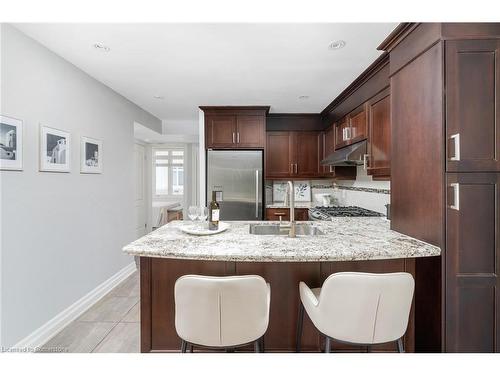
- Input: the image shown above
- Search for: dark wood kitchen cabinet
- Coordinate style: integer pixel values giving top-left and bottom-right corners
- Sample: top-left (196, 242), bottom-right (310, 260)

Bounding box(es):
top-left (205, 114), bottom-right (237, 148)
top-left (446, 173), bottom-right (500, 352)
top-left (265, 131), bottom-right (322, 179)
top-left (366, 88), bottom-right (391, 178)
top-left (266, 132), bottom-right (294, 178)
top-left (295, 132), bottom-right (322, 177)
top-left (322, 125), bottom-right (335, 176)
top-left (379, 22), bottom-right (500, 353)
top-left (333, 105), bottom-right (368, 151)
top-left (334, 117), bottom-right (350, 149)
top-left (349, 103), bottom-right (368, 144)
top-left (141, 257), bottom-right (415, 352)
top-left (446, 39), bottom-right (500, 172)
top-left (265, 207), bottom-right (309, 221)
top-left (201, 106), bottom-right (269, 149)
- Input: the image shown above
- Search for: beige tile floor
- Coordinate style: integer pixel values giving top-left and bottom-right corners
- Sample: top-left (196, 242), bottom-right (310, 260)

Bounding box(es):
top-left (41, 271), bottom-right (141, 353)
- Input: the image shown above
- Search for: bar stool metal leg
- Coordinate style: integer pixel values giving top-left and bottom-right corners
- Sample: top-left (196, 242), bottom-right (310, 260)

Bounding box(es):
top-left (254, 339), bottom-right (261, 353)
top-left (296, 302), bottom-right (304, 353)
top-left (397, 338), bottom-right (404, 353)
top-left (260, 336), bottom-right (265, 353)
top-left (189, 344), bottom-right (194, 353)
top-left (180, 339), bottom-right (187, 353)
top-left (325, 336), bottom-right (331, 353)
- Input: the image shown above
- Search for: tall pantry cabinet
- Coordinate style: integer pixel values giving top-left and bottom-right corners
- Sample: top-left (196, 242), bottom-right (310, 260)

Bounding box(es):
top-left (380, 23), bottom-right (500, 352)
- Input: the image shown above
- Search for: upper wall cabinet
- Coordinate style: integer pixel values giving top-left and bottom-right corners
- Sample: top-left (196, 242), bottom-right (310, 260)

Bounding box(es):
top-left (201, 106), bottom-right (269, 149)
top-left (334, 104), bottom-right (368, 150)
top-left (366, 88), bottom-right (391, 178)
top-left (265, 131), bottom-right (322, 179)
top-left (446, 39), bottom-right (500, 172)
top-left (205, 115), bottom-right (237, 148)
top-left (349, 103), bottom-right (368, 144)
top-left (334, 117), bottom-right (350, 149)
top-left (266, 131), bottom-right (294, 178)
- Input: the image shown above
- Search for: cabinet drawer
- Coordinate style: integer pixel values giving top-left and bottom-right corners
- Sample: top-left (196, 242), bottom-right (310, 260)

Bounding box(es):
top-left (266, 208), bottom-right (309, 221)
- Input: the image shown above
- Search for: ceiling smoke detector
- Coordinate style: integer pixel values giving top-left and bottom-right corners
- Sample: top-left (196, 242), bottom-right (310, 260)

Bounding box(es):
top-left (328, 40), bottom-right (346, 50)
top-left (298, 95), bottom-right (310, 100)
top-left (93, 43), bottom-right (110, 52)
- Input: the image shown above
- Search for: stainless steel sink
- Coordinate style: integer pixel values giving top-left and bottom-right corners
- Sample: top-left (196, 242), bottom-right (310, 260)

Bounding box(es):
top-left (249, 223), bottom-right (324, 236)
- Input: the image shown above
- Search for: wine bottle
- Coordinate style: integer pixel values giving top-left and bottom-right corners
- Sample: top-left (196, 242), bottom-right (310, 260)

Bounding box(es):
top-left (208, 191), bottom-right (220, 230)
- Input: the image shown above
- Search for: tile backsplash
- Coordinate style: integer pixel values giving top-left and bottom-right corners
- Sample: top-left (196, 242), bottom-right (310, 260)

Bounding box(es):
top-left (265, 166), bottom-right (390, 214)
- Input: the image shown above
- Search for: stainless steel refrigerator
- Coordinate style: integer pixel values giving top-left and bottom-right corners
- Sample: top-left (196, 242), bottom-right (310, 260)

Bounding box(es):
top-left (206, 150), bottom-right (263, 220)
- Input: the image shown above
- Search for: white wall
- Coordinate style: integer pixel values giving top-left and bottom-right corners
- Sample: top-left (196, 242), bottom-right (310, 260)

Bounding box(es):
top-left (0, 24), bottom-right (162, 347)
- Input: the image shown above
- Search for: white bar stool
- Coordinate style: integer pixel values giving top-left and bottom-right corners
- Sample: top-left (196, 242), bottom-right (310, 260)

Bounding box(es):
top-left (174, 274), bottom-right (270, 353)
top-left (296, 272), bottom-right (415, 353)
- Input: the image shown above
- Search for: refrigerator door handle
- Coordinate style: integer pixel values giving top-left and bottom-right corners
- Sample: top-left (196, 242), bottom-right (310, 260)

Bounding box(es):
top-left (255, 170), bottom-right (259, 218)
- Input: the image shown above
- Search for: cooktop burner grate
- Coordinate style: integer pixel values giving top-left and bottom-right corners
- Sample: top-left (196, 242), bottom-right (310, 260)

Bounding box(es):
top-left (308, 206), bottom-right (384, 220)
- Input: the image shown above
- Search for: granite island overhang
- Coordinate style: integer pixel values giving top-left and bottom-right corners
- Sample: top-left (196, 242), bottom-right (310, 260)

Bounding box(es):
top-left (123, 219), bottom-right (441, 353)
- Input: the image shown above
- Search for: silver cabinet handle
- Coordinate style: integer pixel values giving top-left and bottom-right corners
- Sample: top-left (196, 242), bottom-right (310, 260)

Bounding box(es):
top-left (237, 132), bottom-right (240, 144)
top-left (232, 132), bottom-right (235, 143)
top-left (329, 165), bottom-right (334, 173)
top-left (347, 127), bottom-right (351, 140)
top-left (290, 164), bottom-right (293, 174)
top-left (294, 164), bottom-right (298, 174)
top-left (363, 154), bottom-right (369, 170)
top-left (449, 183), bottom-right (460, 210)
top-left (342, 128), bottom-right (346, 141)
top-left (449, 133), bottom-right (460, 161)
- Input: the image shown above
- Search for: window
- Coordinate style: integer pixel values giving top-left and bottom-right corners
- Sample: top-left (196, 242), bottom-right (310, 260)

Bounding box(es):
top-left (153, 148), bottom-right (184, 196)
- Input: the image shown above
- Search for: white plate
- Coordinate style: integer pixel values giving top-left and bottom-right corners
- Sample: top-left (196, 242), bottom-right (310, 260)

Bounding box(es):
top-left (179, 222), bottom-right (230, 236)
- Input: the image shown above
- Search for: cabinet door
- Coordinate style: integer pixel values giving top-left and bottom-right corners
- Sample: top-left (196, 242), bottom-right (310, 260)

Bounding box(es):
top-left (266, 132), bottom-right (293, 178)
top-left (446, 39), bottom-right (500, 172)
top-left (236, 115), bottom-right (265, 148)
top-left (322, 125), bottom-right (336, 176)
top-left (349, 104), bottom-right (368, 144)
top-left (294, 132), bottom-right (321, 177)
top-left (205, 115), bottom-right (236, 148)
top-left (446, 173), bottom-right (500, 352)
top-left (334, 118), bottom-right (350, 149)
top-left (367, 91), bottom-right (391, 178)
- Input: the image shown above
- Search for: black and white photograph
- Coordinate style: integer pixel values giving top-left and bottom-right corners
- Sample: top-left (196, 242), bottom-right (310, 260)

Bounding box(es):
top-left (0, 115), bottom-right (23, 170)
top-left (80, 136), bottom-right (102, 173)
top-left (40, 125), bottom-right (70, 172)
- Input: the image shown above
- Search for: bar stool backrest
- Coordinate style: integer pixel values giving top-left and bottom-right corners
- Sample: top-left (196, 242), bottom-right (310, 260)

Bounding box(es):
top-left (174, 275), bottom-right (270, 347)
top-left (317, 272), bottom-right (414, 344)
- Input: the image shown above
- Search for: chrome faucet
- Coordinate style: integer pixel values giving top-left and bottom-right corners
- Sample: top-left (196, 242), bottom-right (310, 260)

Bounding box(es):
top-left (283, 181), bottom-right (296, 238)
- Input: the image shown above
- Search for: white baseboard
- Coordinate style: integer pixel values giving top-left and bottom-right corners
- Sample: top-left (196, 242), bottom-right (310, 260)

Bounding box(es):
top-left (11, 262), bottom-right (137, 351)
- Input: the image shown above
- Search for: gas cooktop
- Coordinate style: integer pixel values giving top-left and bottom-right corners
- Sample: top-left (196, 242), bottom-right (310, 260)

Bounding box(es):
top-left (308, 206), bottom-right (384, 220)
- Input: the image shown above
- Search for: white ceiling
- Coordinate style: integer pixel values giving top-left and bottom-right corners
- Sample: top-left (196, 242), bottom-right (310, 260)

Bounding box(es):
top-left (14, 23), bottom-right (397, 136)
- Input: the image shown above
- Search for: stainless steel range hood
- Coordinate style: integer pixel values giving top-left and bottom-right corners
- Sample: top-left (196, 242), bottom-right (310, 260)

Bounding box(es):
top-left (321, 140), bottom-right (367, 166)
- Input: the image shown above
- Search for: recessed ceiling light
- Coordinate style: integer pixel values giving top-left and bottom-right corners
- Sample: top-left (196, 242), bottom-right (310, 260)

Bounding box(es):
top-left (153, 95), bottom-right (164, 100)
top-left (328, 40), bottom-right (346, 50)
top-left (298, 95), bottom-right (310, 100)
top-left (93, 43), bottom-right (110, 52)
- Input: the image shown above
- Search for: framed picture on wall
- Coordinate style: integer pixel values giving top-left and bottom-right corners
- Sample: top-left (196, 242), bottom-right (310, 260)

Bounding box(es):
top-left (80, 136), bottom-right (102, 174)
top-left (0, 115), bottom-right (23, 171)
top-left (40, 125), bottom-right (71, 172)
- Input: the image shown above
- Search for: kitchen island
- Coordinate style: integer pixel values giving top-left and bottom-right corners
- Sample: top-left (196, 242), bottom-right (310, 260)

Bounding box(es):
top-left (123, 219), bottom-right (440, 353)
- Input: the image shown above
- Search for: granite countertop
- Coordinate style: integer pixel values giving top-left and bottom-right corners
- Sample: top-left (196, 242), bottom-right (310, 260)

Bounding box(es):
top-left (123, 219), bottom-right (441, 262)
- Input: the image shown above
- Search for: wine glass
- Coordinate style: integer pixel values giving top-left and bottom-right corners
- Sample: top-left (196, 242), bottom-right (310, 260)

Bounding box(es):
top-left (188, 206), bottom-right (198, 228)
top-left (198, 207), bottom-right (208, 229)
